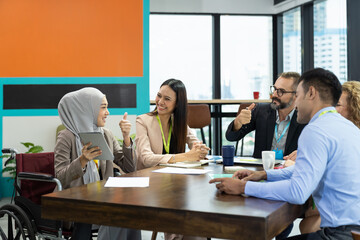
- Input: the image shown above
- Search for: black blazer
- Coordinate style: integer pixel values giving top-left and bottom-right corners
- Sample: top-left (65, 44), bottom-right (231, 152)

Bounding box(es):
top-left (226, 103), bottom-right (306, 158)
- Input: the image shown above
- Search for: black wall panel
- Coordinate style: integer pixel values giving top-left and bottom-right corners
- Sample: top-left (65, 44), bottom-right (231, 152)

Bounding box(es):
top-left (3, 84), bottom-right (136, 109)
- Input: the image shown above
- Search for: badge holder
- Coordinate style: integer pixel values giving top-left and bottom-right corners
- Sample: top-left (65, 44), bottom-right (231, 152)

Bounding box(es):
top-left (273, 148), bottom-right (283, 160)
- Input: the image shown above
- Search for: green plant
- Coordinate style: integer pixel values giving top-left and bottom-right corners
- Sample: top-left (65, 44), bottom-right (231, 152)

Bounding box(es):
top-left (1, 142), bottom-right (44, 179)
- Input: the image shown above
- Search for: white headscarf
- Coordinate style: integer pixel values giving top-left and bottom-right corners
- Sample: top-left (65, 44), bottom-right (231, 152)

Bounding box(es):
top-left (58, 87), bottom-right (105, 184)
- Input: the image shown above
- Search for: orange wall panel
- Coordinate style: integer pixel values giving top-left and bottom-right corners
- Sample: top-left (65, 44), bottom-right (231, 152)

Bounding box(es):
top-left (0, 0), bottom-right (143, 77)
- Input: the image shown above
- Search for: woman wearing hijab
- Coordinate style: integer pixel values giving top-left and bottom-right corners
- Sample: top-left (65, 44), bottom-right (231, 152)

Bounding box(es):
top-left (55, 87), bottom-right (140, 240)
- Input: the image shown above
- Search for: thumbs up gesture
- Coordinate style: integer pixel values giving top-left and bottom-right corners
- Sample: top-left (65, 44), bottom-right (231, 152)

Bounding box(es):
top-left (234, 103), bottom-right (256, 131)
top-left (119, 112), bottom-right (131, 147)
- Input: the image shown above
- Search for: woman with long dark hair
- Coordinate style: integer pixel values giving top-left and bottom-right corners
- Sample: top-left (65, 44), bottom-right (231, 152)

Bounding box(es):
top-left (136, 78), bottom-right (209, 169)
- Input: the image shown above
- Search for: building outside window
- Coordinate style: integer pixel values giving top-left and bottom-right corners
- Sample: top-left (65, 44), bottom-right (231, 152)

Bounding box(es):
top-left (283, 7), bottom-right (302, 73)
top-left (314, 0), bottom-right (347, 83)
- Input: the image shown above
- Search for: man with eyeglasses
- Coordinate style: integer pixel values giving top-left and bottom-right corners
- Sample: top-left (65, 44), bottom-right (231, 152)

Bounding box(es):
top-left (212, 68), bottom-right (360, 240)
top-left (225, 72), bottom-right (306, 239)
top-left (226, 72), bottom-right (306, 162)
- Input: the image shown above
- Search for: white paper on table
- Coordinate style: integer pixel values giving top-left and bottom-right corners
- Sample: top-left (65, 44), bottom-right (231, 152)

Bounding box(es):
top-left (152, 167), bottom-right (212, 175)
top-left (104, 177), bottom-right (149, 187)
top-left (223, 166), bottom-right (246, 173)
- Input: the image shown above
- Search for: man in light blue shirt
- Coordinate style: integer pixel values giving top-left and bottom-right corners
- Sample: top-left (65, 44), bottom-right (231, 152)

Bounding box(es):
top-left (210, 68), bottom-right (360, 239)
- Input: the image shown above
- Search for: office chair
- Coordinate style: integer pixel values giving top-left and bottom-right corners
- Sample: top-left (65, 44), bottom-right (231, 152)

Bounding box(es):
top-left (187, 104), bottom-right (211, 145)
top-left (234, 103), bottom-right (251, 156)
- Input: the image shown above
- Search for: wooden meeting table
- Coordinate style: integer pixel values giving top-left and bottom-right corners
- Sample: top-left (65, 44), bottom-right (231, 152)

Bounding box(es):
top-left (42, 163), bottom-right (304, 240)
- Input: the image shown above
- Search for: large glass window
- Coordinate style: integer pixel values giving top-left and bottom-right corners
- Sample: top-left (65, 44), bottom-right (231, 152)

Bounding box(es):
top-left (283, 7), bottom-right (302, 73)
top-left (149, 15), bottom-right (212, 100)
top-left (220, 16), bottom-right (273, 101)
top-left (314, 0), bottom-right (347, 83)
top-left (220, 16), bottom-right (272, 155)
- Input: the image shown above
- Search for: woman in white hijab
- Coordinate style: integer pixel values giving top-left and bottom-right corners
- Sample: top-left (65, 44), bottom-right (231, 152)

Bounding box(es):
top-left (55, 87), bottom-right (140, 240)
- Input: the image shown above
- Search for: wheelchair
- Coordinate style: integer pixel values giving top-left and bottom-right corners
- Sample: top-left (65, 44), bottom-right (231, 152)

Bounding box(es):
top-left (0, 148), bottom-right (71, 240)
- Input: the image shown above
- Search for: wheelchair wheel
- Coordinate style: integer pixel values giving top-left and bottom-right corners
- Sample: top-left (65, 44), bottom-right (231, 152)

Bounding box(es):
top-left (0, 204), bottom-right (36, 240)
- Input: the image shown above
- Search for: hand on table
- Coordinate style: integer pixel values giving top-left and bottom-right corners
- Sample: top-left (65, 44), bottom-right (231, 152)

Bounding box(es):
top-left (284, 160), bottom-right (295, 168)
top-left (209, 177), bottom-right (246, 195)
top-left (233, 169), bottom-right (267, 182)
top-left (191, 142), bottom-right (210, 160)
top-left (283, 150), bottom-right (297, 161)
top-left (283, 150), bottom-right (297, 168)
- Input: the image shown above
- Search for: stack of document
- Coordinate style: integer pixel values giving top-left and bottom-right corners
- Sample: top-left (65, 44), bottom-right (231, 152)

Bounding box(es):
top-left (160, 161), bottom-right (205, 168)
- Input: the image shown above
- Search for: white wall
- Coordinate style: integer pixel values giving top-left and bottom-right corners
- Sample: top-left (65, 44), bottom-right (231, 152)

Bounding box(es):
top-left (150, 0), bottom-right (313, 14)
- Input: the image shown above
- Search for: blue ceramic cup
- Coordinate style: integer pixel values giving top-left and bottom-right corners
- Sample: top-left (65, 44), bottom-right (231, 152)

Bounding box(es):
top-left (222, 145), bottom-right (235, 166)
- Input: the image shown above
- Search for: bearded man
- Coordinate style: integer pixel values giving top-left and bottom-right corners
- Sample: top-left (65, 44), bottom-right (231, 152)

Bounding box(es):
top-left (226, 72), bottom-right (306, 160)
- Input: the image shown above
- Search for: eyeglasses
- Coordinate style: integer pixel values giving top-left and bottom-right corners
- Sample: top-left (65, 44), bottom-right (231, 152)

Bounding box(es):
top-left (270, 86), bottom-right (296, 97)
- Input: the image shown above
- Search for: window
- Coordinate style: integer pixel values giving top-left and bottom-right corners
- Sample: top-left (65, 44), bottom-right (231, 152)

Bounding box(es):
top-left (314, 0), bottom-right (347, 83)
top-left (149, 14), bottom-right (212, 100)
top-left (220, 16), bottom-right (273, 101)
top-left (283, 7), bottom-right (302, 73)
top-left (220, 16), bottom-right (272, 154)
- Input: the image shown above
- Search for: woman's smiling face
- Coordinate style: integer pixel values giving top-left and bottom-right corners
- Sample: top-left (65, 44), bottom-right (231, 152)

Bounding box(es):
top-left (97, 96), bottom-right (109, 127)
top-left (155, 85), bottom-right (177, 116)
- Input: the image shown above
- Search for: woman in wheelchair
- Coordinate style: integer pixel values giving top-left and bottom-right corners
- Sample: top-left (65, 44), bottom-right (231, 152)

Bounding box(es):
top-left (55, 87), bottom-right (140, 240)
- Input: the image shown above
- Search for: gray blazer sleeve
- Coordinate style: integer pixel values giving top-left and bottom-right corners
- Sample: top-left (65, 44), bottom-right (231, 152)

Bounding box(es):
top-left (54, 130), bottom-right (84, 189)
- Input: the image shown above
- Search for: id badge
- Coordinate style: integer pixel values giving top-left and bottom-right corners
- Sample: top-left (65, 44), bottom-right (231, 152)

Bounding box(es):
top-left (273, 149), bottom-right (283, 160)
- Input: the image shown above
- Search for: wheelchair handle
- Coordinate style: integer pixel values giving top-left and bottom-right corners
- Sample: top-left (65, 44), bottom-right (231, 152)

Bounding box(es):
top-left (2, 148), bottom-right (18, 165)
top-left (2, 148), bottom-right (19, 154)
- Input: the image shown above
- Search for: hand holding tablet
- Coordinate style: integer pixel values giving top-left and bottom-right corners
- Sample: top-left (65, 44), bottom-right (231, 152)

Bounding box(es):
top-left (79, 132), bottom-right (114, 161)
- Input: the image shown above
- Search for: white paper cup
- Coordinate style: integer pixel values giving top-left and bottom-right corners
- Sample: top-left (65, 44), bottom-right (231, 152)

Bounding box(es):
top-left (262, 151), bottom-right (275, 170)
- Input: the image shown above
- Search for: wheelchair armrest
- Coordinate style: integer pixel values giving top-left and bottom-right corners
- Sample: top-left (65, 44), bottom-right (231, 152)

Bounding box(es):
top-left (18, 172), bottom-right (63, 191)
top-left (18, 172), bottom-right (54, 181)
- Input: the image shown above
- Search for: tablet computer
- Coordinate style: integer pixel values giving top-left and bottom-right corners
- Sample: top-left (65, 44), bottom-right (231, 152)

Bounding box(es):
top-left (79, 132), bottom-right (114, 161)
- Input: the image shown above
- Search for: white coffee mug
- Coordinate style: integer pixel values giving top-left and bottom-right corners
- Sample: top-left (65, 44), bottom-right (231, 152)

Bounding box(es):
top-left (262, 151), bottom-right (275, 170)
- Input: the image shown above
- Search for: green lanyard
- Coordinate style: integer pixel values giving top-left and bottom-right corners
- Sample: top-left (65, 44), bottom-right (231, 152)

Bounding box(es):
top-left (156, 115), bottom-right (172, 154)
top-left (319, 109), bottom-right (337, 117)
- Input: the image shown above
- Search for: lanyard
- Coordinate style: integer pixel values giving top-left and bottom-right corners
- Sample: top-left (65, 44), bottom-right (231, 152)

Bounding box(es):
top-left (156, 115), bottom-right (172, 154)
top-left (274, 121), bottom-right (291, 144)
top-left (318, 109), bottom-right (337, 117)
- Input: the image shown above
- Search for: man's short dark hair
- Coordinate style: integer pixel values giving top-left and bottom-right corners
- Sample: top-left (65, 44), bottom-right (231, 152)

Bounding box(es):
top-left (298, 68), bottom-right (342, 106)
top-left (279, 72), bottom-right (301, 90)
